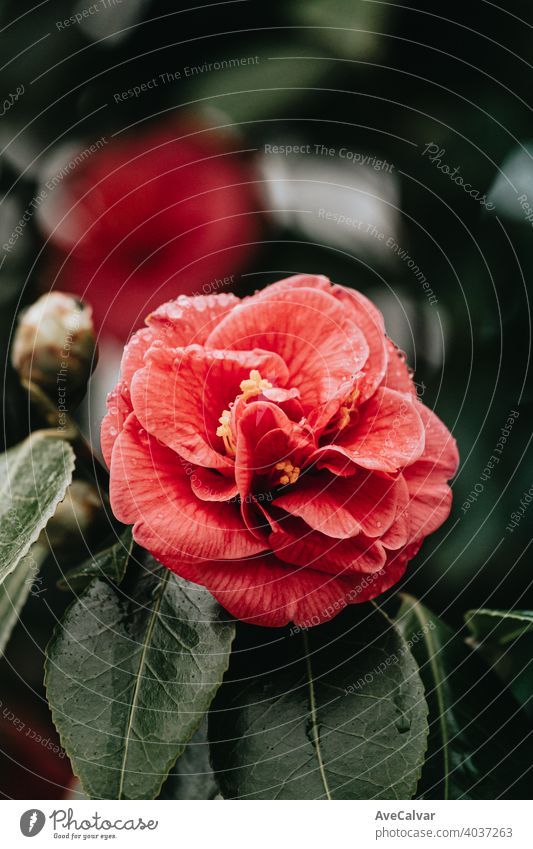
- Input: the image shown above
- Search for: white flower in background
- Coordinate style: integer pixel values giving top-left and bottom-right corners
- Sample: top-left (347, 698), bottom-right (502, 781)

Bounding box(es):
top-left (259, 141), bottom-right (401, 263)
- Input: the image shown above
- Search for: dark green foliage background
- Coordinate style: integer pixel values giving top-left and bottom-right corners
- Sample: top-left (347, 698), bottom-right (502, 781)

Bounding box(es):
top-left (0, 0), bottom-right (532, 800)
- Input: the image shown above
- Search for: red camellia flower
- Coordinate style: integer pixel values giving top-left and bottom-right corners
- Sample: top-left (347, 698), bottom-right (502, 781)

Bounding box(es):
top-left (39, 122), bottom-right (260, 339)
top-left (102, 274), bottom-right (458, 627)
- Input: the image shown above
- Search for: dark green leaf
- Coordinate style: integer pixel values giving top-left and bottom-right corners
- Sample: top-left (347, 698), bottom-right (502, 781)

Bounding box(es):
top-left (209, 605), bottom-right (428, 799)
top-left (465, 609), bottom-right (533, 719)
top-left (159, 718), bottom-right (219, 800)
top-left (289, 0), bottom-right (395, 60)
top-left (465, 609), bottom-right (533, 645)
top-left (45, 558), bottom-right (235, 799)
top-left (0, 432), bottom-right (75, 586)
top-left (397, 594), bottom-right (532, 799)
top-left (0, 544), bottom-right (47, 656)
top-left (186, 46), bottom-right (335, 124)
top-left (57, 526), bottom-right (134, 591)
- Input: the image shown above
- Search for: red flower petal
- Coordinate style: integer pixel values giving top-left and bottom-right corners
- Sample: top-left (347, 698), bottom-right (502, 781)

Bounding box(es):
top-left (353, 542), bottom-right (422, 602)
top-left (252, 275), bottom-right (388, 405)
top-left (248, 273), bottom-right (332, 298)
top-left (101, 381), bottom-right (132, 468)
top-left (403, 404), bottom-right (458, 538)
top-left (130, 345), bottom-right (289, 469)
top-left (101, 327), bottom-right (156, 465)
top-left (101, 298), bottom-right (240, 465)
top-left (273, 470), bottom-right (399, 539)
top-left (235, 400), bottom-right (314, 536)
top-left (379, 476), bottom-right (411, 550)
top-left (110, 414), bottom-right (266, 563)
top-left (383, 338), bottom-right (416, 395)
top-left (206, 286), bottom-right (369, 412)
top-left (190, 467), bottom-right (239, 501)
top-left (314, 387), bottom-right (425, 474)
top-left (161, 553), bottom-right (382, 628)
top-left (269, 516), bottom-right (387, 574)
top-left (330, 285), bottom-right (388, 403)
top-left (146, 292), bottom-right (239, 346)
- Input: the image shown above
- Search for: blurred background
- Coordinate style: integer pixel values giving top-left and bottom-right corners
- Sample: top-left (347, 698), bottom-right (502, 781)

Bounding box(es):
top-left (0, 0), bottom-right (532, 797)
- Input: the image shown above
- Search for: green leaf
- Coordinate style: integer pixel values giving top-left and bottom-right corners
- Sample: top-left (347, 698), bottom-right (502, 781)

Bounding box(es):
top-left (186, 46), bottom-right (335, 124)
top-left (57, 526), bottom-right (134, 591)
top-left (465, 609), bottom-right (533, 645)
top-left (465, 609), bottom-right (533, 719)
top-left (0, 432), bottom-right (75, 587)
top-left (396, 594), bottom-right (532, 799)
top-left (209, 605), bottom-right (428, 799)
top-left (0, 544), bottom-right (47, 656)
top-left (288, 0), bottom-right (396, 60)
top-left (158, 718), bottom-right (219, 800)
top-left (45, 558), bottom-right (235, 799)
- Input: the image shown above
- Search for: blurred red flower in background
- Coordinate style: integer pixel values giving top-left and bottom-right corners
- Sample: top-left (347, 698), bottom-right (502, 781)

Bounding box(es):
top-left (0, 702), bottom-right (73, 799)
top-left (38, 121), bottom-right (261, 340)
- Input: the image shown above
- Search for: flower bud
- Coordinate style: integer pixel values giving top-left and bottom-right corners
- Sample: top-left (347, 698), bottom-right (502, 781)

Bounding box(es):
top-left (11, 292), bottom-right (97, 409)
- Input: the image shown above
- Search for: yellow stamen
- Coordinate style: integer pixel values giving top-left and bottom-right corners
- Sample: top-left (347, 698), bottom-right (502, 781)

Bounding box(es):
top-left (338, 406), bottom-right (351, 430)
top-left (216, 370), bottom-right (273, 457)
top-left (216, 409), bottom-right (236, 456)
top-left (239, 369), bottom-right (272, 401)
top-left (275, 460), bottom-right (300, 486)
top-left (338, 387), bottom-right (360, 429)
